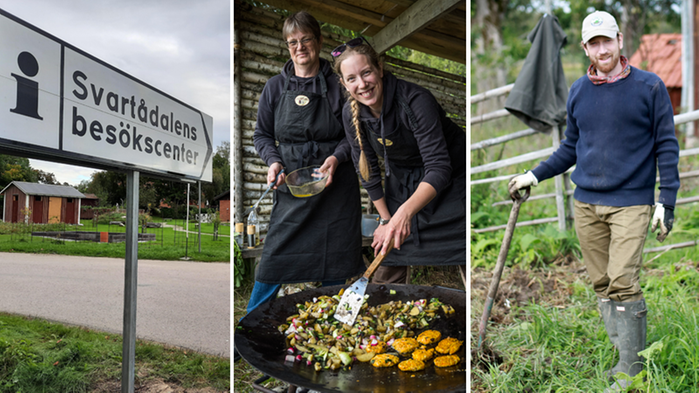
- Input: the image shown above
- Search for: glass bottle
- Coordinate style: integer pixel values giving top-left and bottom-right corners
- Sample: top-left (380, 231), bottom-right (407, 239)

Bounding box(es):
top-left (247, 210), bottom-right (260, 248)
top-left (234, 222), bottom-right (244, 248)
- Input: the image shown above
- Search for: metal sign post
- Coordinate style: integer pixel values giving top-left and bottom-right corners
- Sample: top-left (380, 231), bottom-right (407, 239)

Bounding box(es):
top-left (198, 181), bottom-right (202, 253)
top-left (122, 170), bottom-right (139, 393)
top-left (184, 183), bottom-right (190, 259)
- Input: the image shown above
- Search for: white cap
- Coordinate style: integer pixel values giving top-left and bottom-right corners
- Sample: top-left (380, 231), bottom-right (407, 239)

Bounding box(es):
top-left (581, 11), bottom-right (619, 44)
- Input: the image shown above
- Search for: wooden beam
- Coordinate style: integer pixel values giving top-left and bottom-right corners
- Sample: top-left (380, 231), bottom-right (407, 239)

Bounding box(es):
top-left (396, 37), bottom-right (465, 63)
top-left (388, 0), bottom-right (466, 26)
top-left (255, 0), bottom-right (371, 33)
top-left (253, 0), bottom-right (465, 63)
top-left (297, 0), bottom-right (389, 27)
top-left (373, 0), bottom-right (463, 54)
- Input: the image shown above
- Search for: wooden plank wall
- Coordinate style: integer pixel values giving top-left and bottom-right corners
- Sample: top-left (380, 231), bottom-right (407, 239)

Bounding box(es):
top-left (234, 0), bottom-right (466, 232)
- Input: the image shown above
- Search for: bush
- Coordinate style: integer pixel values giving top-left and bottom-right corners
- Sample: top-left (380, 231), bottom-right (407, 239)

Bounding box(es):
top-left (94, 212), bottom-right (127, 225)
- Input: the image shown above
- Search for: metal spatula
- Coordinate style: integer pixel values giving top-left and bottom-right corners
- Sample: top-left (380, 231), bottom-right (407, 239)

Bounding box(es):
top-left (334, 241), bottom-right (394, 326)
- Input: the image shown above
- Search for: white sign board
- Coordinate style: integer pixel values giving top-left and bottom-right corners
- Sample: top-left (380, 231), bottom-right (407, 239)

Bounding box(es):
top-left (0, 9), bottom-right (213, 182)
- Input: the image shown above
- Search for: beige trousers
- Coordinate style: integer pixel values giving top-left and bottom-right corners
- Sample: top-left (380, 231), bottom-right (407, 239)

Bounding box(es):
top-left (574, 201), bottom-right (651, 302)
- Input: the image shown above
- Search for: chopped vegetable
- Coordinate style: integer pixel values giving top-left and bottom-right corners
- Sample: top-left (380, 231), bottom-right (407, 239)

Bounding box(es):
top-left (277, 290), bottom-right (455, 373)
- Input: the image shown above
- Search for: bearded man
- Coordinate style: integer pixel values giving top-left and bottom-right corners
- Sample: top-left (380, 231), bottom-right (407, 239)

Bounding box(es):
top-left (508, 10), bottom-right (680, 391)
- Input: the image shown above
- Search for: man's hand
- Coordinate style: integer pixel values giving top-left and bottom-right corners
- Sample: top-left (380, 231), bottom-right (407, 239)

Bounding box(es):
top-left (650, 203), bottom-right (674, 242)
top-left (508, 171), bottom-right (538, 199)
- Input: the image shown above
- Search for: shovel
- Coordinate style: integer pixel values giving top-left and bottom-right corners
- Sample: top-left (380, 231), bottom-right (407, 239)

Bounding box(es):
top-left (244, 169), bottom-right (284, 217)
top-left (334, 241), bottom-right (395, 325)
top-left (477, 187), bottom-right (530, 351)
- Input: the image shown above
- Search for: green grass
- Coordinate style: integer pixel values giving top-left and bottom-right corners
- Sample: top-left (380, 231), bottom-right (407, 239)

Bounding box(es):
top-left (0, 312), bottom-right (229, 392)
top-left (0, 219), bottom-right (230, 262)
top-left (472, 257), bottom-right (699, 392)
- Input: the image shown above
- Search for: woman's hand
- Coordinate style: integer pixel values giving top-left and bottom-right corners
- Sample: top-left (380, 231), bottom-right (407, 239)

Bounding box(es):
top-left (371, 223), bottom-right (390, 256)
top-left (318, 155), bottom-right (339, 186)
top-left (268, 162), bottom-right (286, 189)
top-left (372, 205), bottom-right (412, 256)
top-left (371, 183), bottom-right (437, 256)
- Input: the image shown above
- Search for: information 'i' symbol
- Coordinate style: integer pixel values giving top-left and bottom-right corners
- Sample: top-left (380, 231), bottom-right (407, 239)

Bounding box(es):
top-left (10, 51), bottom-right (43, 120)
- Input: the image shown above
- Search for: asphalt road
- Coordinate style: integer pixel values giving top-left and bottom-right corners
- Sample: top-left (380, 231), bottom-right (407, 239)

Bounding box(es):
top-left (0, 252), bottom-right (230, 357)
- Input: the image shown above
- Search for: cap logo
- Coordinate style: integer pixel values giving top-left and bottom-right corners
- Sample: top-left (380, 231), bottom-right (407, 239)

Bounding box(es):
top-left (591, 17), bottom-right (603, 26)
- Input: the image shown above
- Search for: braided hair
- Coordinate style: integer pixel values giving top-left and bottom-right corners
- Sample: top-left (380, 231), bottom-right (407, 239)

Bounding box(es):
top-left (333, 43), bottom-right (383, 182)
top-left (349, 97), bottom-right (370, 181)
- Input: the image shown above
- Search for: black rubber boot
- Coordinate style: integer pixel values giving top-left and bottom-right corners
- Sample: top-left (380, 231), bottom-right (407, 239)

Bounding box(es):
top-left (598, 298), bottom-right (619, 377)
top-left (604, 299), bottom-right (647, 392)
top-left (598, 298), bottom-right (618, 347)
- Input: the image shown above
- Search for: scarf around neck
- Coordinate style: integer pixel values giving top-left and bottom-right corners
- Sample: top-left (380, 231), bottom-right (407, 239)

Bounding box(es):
top-left (587, 55), bottom-right (630, 85)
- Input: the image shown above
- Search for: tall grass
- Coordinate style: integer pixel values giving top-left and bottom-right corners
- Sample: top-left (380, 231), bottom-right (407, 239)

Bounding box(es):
top-left (473, 267), bottom-right (699, 392)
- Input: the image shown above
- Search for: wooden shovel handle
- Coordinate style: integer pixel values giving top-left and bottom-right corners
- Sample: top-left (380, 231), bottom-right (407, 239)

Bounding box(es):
top-left (364, 241), bottom-right (394, 279)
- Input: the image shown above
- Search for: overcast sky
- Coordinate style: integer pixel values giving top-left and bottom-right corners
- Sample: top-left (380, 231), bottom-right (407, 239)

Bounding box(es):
top-left (0, 0), bottom-right (230, 185)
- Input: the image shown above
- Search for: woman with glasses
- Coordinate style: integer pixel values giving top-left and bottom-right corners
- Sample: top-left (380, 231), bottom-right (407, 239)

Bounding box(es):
top-left (247, 12), bottom-right (364, 313)
top-left (332, 38), bottom-right (465, 284)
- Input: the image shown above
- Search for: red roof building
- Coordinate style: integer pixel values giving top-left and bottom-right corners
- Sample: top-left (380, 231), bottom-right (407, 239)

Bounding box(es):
top-left (629, 33), bottom-right (682, 115)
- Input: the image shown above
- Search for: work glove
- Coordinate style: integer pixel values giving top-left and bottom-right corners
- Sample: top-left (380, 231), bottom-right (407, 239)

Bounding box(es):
top-left (650, 203), bottom-right (674, 242)
top-left (508, 171), bottom-right (538, 200)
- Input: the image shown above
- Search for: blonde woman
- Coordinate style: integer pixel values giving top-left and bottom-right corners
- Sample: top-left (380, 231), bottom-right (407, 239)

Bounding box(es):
top-left (333, 38), bottom-right (465, 283)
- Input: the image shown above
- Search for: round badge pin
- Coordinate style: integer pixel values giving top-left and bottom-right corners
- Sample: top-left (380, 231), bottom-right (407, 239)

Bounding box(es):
top-left (295, 95), bottom-right (310, 106)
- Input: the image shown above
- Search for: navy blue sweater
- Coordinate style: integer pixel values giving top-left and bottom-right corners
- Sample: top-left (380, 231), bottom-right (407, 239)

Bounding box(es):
top-left (532, 67), bottom-right (680, 207)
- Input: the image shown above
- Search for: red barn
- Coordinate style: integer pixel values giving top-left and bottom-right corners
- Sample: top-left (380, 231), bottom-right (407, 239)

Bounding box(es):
top-left (214, 190), bottom-right (230, 223)
top-left (80, 193), bottom-right (100, 219)
top-left (1, 181), bottom-right (86, 224)
top-left (629, 33), bottom-right (682, 115)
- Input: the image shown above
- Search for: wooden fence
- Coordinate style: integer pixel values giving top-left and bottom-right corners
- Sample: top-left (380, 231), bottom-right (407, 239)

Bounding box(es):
top-left (470, 83), bottom-right (699, 254)
top-left (233, 0), bottom-right (466, 232)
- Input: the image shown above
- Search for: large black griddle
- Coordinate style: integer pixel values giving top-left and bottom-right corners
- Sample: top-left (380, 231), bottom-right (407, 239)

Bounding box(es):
top-left (235, 284), bottom-right (466, 393)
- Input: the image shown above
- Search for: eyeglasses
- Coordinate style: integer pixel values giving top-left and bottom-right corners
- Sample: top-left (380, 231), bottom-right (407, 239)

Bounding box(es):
top-left (331, 37), bottom-right (371, 57)
top-left (286, 37), bottom-right (315, 48)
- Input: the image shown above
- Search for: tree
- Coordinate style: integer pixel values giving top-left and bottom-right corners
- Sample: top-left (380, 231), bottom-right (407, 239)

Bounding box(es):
top-left (0, 155), bottom-right (37, 187)
top-left (472, 0), bottom-right (509, 111)
top-left (76, 179), bottom-right (91, 193)
top-left (85, 170), bottom-right (126, 207)
top-left (68, 141), bottom-right (230, 212)
top-left (202, 142), bottom-right (231, 206)
top-left (34, 169), bottom-right (59, 185)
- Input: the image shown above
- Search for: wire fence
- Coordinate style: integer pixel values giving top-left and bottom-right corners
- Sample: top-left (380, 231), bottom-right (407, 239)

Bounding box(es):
top-left (2, 218), bottom-right (224, 249)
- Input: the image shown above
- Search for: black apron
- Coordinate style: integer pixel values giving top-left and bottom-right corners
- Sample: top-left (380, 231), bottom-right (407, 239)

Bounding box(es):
top-left (256, 71), bottom-right (364, 284)
top-left (364, 89), bottom-right (466, 267)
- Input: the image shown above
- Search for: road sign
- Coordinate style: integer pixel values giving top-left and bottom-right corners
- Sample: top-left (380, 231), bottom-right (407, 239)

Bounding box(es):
top-left (0, 9), bottom-right (213, 182)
